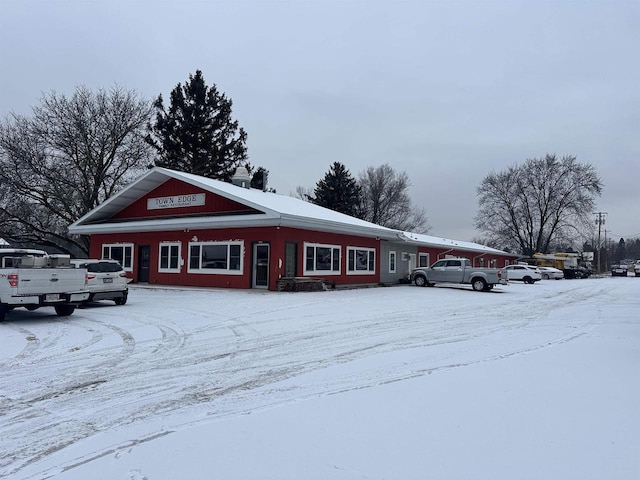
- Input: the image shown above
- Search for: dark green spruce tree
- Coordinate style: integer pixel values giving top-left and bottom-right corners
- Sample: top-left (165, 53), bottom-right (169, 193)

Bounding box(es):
top-left (146, 70), bottom-right (249, 181)
top-left (312, 162), bottom-right (362, 217)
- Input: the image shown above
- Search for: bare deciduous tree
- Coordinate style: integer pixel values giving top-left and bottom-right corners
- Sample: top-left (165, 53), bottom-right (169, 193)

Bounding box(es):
top-left (475, 154), bottom-right (602, 256)
top-left (0, 85), bottom-right (153, 255)
top-left (293, 185), bottom-right (313, 202)
top-left (358, 163), bottom-right (430, 233)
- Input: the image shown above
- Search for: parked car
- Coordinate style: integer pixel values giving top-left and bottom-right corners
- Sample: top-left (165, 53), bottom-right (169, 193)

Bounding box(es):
top-left (537, 266), bottom-right (564, 280)
top-left (504, 264), bottom-right (542, 284)
top-left (611, 264), bottom-right (628, 277)
top-left (563, 265), bottom-right (592, 279)
top-left (71, 259), bottom-right (129, 305)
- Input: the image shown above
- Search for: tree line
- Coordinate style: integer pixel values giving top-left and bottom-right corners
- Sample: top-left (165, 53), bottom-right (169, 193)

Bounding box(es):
top-left (0, 70), bottom-right (430, 255)
top-left (1, 70), bottom-right (605, 257)
top-left (0, 71), bottom-right (265, 255)
top-left (302, 161), bottom-right (430, 233)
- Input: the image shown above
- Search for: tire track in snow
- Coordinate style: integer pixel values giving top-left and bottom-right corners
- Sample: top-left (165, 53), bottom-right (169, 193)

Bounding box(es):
top-left (1, 281), bottom-right (616, 478)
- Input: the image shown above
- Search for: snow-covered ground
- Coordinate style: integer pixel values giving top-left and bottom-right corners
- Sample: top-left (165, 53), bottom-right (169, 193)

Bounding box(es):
top-left (1, 277), bottom-right (638, 479)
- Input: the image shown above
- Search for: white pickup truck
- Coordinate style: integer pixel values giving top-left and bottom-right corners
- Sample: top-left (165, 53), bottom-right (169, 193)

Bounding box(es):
top-left (410, 257), bottom-right (508, 292)
top-left (0, 248), bottom-right (89, 322)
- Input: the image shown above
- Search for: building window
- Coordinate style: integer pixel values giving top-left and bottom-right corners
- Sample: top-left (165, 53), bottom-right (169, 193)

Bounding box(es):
top-left (102, 243), bottom-right (133, 271)
top-left (159, 242), bottom-right (181, 273)
top-left (389, 251), bottom-right (396, 273)
top-left (304, 243), bottom-right (341, 275)
top-left (419, 253), bottom-right (429, 268)
top-left (347, 246), bottom-right (375, 274)
top-left (188, 241), bottom-right (243, 274)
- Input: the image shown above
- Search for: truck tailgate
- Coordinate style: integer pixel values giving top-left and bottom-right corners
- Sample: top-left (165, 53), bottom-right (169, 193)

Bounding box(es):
top-left (16, 269), bottom-right (86, 295)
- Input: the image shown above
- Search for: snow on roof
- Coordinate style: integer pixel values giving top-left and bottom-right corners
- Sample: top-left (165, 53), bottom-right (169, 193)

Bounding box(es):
top-left (69, 167), bottom-right (515, 256)
top-left (69, 167), bottom-right (401, 239)
top-left (401, 231), bottom-right (517, 256)
top-left (171, 169), bottom-right (398, 233)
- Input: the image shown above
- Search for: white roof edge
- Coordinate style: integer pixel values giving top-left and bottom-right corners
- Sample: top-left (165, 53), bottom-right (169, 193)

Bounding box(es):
top-left (69, 215), bottom-right (282, 235)
top-left (398, 231), bottom-right (517, 256)
top-left (69, 215), bottom-right (402, 238)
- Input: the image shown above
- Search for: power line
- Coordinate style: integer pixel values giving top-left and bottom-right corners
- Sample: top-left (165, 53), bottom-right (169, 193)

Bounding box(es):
top-left (609, 232), bottom-right (640, 239)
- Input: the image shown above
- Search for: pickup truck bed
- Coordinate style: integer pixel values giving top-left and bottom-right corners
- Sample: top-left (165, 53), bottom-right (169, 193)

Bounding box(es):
top-left (1, 249), bottom-right (89, 321)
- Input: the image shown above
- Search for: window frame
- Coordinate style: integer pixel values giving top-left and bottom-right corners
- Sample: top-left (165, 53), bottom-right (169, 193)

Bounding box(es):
top-left (347, 246), bottom-right (376, 275)
top-left (418, 252), bottom-right (430, 268)
top-left (389, 250), bottom-right (396, 273)
top-left (102, 243), bottom-right (134, 272)
top-left (303, 242), bottom-right (341, 275)
top-left (187, 241), bottom-right (244, 275)
top-left (158, 242), bottom-right (182, 273)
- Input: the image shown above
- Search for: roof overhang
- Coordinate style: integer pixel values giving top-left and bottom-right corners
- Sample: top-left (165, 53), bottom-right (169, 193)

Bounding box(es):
top-left (69, 212), bottom-right (403, 240)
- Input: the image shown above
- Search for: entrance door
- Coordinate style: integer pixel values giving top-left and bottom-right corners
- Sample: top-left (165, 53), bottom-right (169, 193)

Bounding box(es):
top-left (408, 253), bottom-right (416, 274)
top-left (138, 245), bottom-right (150, 283)
top-left (252, 243), bottom-right (270, 289)
top-left (284, 242), bottom-right (297, 278)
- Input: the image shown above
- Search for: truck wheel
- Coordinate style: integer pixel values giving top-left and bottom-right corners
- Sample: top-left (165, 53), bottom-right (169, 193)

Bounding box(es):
top-left (414, 275), bottom-right (427, 287)
top-left (0, 305), bottom-right (7, 322)
top-left (54, 305), bottom-right (75, 317)
top-left (472, 278), bottom-right (488, 292)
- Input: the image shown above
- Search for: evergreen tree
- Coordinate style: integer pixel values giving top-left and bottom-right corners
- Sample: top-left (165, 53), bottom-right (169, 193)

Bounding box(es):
top-left (250, 167), bottom-right (269, 191)
top-left (312, 162), bottom-right (361, 217)
top-left (146, 70), bottom-right (248, 181)
top-left (615, 238), bottom-right (627, 263)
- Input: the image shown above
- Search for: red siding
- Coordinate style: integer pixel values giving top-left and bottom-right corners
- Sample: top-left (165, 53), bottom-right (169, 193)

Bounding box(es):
top-left (112, 178), bottom-right (260, 220)
top-left (90, 226), bottom-right (381, 291)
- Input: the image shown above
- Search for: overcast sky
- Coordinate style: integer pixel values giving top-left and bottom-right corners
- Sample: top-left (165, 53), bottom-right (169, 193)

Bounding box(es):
top-left (1, 0), bottom-right (638, 244)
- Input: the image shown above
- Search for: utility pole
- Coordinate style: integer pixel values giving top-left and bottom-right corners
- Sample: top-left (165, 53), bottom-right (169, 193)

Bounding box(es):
top-left (604, 229), bottom-right (611, 271)
top-left (594, 212), bottom-right (607, 273)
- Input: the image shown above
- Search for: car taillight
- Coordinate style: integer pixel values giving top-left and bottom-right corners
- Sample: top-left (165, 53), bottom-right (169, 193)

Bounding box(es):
top-left (86, 273), bottom-right (95, 283)
top-left (119, 272), bottom-right (127, 278)
top-left (498, 271), bottom-right (502, 279)
top-left (8, 273), bottom-right (18, 287)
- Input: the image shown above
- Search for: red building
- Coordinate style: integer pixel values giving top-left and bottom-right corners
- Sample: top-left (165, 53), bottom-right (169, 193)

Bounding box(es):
top-left (69, 167), bottom-right (518, 290)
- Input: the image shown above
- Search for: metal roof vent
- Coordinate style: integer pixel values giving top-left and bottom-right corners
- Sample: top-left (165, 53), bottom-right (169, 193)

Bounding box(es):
top-left (231, 166), bottom-right (251, 188)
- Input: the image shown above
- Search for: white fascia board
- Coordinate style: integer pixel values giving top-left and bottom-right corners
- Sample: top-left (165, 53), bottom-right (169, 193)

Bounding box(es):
top-left (69, 212), bottom-right (402, 241)
top-left (68, 214), bottom-right (281, 235)
top-left (397, 232), bottom-right (516, 256)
